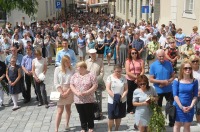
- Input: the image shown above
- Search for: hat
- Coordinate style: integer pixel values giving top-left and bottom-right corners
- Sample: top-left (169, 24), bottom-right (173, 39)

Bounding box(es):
top-left (88, 49), bottom-right (97, 53)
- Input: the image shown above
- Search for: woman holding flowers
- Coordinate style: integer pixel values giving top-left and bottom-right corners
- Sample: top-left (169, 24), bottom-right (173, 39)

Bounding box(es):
top-left (133, 75), bottom-right (157, 132)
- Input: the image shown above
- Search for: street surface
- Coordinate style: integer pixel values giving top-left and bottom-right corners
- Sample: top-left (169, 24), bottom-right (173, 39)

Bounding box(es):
top-left (0, 58), bottom-right (199, 132)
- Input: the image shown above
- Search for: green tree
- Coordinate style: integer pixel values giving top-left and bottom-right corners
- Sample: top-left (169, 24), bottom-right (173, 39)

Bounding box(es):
top-left (0, 0), bottom-right (38, 17)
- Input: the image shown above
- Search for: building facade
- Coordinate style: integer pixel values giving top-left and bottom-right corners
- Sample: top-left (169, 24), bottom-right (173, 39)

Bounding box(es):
top-left (159, 0), bottom-right (200, 35)
top-left (115, 0), bottom-right (160, 24)
top-left (7, 0), bottom-right (57, 26)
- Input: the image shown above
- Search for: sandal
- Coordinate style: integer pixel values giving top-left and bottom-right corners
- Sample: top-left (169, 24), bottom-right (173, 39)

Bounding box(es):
top-left (88, 129), bottom-right (94, 132)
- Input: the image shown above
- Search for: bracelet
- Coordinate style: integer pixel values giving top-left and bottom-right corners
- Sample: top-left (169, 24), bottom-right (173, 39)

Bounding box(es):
top-left (179, 105), bottom-right (183, 110)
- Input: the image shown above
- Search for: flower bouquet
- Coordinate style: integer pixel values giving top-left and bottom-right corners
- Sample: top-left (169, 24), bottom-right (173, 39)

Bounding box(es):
top-left (148, 96), bottom-right (165, 132)
top-left (0, 80), bottom-right (9, 95)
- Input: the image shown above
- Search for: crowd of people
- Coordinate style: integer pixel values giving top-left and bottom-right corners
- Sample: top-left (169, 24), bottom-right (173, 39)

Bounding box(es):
top-left (0, 11), bottom-right (200, 132)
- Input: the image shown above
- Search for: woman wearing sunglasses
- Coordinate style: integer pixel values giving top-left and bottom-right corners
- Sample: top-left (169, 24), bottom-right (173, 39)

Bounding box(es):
top-left (173, 59), bottom-right (198, 132)
top-left (189, 55), bottom-right (200, 127)
top-left (133, 75), bottom-right (157, 132)
top-left (125, 48), bottom-right (145, 114)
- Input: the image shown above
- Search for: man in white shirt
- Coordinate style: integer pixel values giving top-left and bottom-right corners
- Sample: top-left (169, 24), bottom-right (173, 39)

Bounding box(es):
top-left (158, 30), bottom-right (167, 49)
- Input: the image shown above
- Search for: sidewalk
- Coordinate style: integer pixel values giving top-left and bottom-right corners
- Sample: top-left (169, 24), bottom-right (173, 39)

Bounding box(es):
top-left (0, 59), bottom-right (199, 132)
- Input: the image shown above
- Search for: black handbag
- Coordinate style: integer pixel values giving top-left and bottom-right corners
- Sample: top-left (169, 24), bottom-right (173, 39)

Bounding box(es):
top-left (196, 98), bottom-right (200, 115)
top-left (165, 100), bottom-right (176, 119)
top-left (93, 92), bottom-right (101, 120)
top-left (147, 54), bottom-right (155, 60)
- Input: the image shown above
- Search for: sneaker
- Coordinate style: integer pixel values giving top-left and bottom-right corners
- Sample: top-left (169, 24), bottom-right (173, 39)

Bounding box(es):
top-left (0, 104), bottom-right (5, 107)
top-left (134, 123), bottom-right (138, 130)
top-left (12, 106), bottom-right (21, 111)
top-left (45, 104), bottom-right (49, 108)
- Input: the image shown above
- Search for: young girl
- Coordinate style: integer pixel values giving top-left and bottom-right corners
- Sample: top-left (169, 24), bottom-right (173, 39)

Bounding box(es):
top-left (6, 57), bottom-right (21, 110)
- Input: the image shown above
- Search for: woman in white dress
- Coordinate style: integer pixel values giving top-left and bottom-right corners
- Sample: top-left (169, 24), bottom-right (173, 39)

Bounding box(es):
top-left (54, 55), bottom-right (74, 132)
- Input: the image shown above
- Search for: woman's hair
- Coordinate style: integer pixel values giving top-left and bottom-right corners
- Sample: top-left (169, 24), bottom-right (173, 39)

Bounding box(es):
top-left (34, 49), bottom-right (42, 56)
top-left (76, 61), bottom-right (87, 69)
top-left (168, 38), bottom-right (175, 43)
top-left (193, 26), bottom-right (198, 31)
top-left (195, 36), bottom-right (200, 41)
top-left (176, 28), bottom-right (182, 32)
top-left (61, 55), bottom-right (72, 73)
top-left (127, 48), bottom-right (140, 60)
top-left (189, 55), bottom-right (200, 63)
top-left (178, 59), bottom-right (193, 80)
top-left (113, 64), bottom-right (122, 70)
top-left (152, 35), bottom-right (158, 41)
top-left (137, 75), bottom-right (150, 90)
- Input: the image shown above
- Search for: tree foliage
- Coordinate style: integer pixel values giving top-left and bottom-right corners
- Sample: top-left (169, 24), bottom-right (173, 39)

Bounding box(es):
top-left (0, 0), bottom-right (38, 17)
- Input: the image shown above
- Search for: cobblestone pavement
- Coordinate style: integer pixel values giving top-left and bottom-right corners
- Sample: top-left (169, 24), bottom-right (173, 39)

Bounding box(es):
top-left (0, 59), bottom-right (199, 132)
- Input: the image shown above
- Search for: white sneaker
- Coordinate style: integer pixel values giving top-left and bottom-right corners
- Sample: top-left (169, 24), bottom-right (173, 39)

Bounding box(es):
top-left (12, 106), bottom-right (21, 111)
top-left (197, 123), bottom-right (200, 127)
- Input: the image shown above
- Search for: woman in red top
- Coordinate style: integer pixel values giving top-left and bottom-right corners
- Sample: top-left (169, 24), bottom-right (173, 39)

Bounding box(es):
top-left (125, 48), bottom-right (145, 114)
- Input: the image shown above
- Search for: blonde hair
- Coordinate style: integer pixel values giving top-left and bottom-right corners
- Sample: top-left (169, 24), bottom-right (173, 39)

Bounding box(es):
top-left (61, 55), bottom-right (72, 73)
top-left (178, 59), bottom-right (193, 80)
top-left (193, 26), bottom-right (198, 31)
top-left (34, 49), bottom-right (42, 56)
top-left (189, 55), bottom-right (200, 63)
top-left (76, 61), bottom-right (87, 69)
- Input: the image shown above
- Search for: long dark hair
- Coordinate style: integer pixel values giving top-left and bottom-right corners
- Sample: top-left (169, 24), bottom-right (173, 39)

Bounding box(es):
top-left (127, 48), bottom-right (141, 61)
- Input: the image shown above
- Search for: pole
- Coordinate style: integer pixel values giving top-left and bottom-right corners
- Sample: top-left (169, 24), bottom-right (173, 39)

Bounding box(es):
top-left (114, 0), bottom-right (116, 19)
top-left (65, 0), bottom-right (67, 20)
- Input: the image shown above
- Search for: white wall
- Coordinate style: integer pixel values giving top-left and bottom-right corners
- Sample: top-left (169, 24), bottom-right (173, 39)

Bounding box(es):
top-left (7, 0), bottom-right (56, 25)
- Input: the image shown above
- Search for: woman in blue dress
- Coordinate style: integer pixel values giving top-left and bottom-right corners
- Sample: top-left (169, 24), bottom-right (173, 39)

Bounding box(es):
top-left (173, 59), bottom-right (198, 132)
top-left (175, 28), bottom-right (185, 47)
top-left (104, 31), bottom-right (114, 66)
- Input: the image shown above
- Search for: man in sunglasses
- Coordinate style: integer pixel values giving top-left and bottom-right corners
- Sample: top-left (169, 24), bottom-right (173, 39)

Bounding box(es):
top-left (149, 49), bottom-right (175, 127)
top-left (180, 37), bottom-right (194, 59)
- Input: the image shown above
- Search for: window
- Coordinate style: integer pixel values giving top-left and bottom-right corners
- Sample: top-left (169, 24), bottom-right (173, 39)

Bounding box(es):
top-left (123, 0), bottom-right (125, 14)
top-left (184, 0), bottom-right (194, 14)
top-left (120, 0), bottom-right (122, 13)
top-left (46, 1), bottom-right (49, 17)
top-left (131, 0), bottom-right (133, 17)
top-left (50, 0), bottom-right (52, 15)
top-left (0, 10), bottom-right (6, 21)
top-left (183, 0), bottom-right (196, 19)
top-left (117, 0), bottom-right (119, 12)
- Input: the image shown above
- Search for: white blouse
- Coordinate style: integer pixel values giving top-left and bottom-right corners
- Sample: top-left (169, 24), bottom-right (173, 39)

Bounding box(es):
top-left (54, 66), bottom-right (74, 89)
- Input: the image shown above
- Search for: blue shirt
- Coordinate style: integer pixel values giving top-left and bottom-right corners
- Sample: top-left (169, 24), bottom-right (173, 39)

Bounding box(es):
top-left (55, 48), bottom-right (77, 67)
top-left (150, 60), bottom-right (174, 94)
top-left (21, 54), bottom-right (35, 71)
top-left (132, 39), bottom-right (144, 51)
top-left (5, 54), bottom-right (23, 66)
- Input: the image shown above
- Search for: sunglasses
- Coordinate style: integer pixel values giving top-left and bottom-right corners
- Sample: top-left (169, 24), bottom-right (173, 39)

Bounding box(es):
top-left (186, 40), bottom-right (191, 41)
top-left (192, 60), bottom-right (199, 63)
top-left (139, 83), bottom-right (147, 86)
top-left (131, 52), bottom-right (137, 55)
top-left (183, 67), bottom-right (192, 70)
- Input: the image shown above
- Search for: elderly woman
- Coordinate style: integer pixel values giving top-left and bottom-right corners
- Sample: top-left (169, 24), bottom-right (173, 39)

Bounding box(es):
top-left (133, 75), bottom-right (157, 132)
top-left (54, 55), bottom-right (74, 132)
top-left (32, 49), bottom-right (48, 108)
top-left (106, 64), bottom-right (128, 132)
top-left (44, 35), bottom-right (54, 65)
top-left (33, 33), bottom-right (43, 52)
top-left (190, 26), bottom-right (199, 44)
top-left (70, 61), bottom-right (98, 132)
top-left (189, 55), bottom-right (200, 127)
top-left (173, 59), bottom-right (198, 132)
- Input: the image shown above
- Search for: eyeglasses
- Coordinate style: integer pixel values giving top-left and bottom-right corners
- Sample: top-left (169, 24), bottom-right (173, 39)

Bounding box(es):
top-left (186, 40), bottom-right (191, 42)
top-left (139, 83), bottom-right (147, 86)
top-left (115, 70), bottom-right (122, 73)
top-left (131, 52), bottom-right (137, 55)
top-left (183, 67), bottom-right (192, 70)
top-left (192, 60), bottom-right (199, 63)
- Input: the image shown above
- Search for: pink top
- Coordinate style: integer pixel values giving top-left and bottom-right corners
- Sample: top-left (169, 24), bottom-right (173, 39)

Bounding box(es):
top-left (126, 59), bottom-right (143, 81)
top-left (70, 72), bottom-right (97, 104)
top-left (194, 44), bottom-right (200, 56)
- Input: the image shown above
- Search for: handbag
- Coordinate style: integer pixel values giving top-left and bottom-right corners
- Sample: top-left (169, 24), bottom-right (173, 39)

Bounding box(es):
top-left (147, 54), bottom-right (155, 60)
top-left (50, 91), bottom-right (61, 101)
top-left (50, 86), bottom-right (60, 101)
top-left (165, 100), bottom-right (176, 119)
top-left (94, 92), bottom-right (101, 120)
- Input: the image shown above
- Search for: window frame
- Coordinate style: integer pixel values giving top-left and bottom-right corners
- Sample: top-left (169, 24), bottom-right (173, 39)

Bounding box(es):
top-left (182, 0), bottom-right (196, 19)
